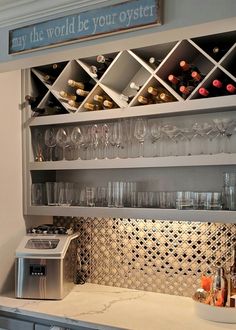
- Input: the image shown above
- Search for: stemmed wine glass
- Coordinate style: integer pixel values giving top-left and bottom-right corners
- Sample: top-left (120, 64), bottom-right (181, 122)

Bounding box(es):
top-left (44, 127), bottom-right (57, 161)
top-left (134, 118), bottom-right (147, 157)
top-left (110, 121), bottom-right (123, 158)
top-left (90, 124), bottom-right (100, 160)
top-left (55, 127), bottom-right (70, 160)
top-left (161, 124), bottom-right (179, 156)
top-left (101, 123), bottom-right (110, 159)
top-left (150, 122), bottom-right (161, 157)
top-left (70, 126), bottom-right (83, 160)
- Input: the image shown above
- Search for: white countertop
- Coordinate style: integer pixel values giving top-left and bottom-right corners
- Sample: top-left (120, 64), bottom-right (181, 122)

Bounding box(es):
top-left (0, 284), bottom-right (235, 330)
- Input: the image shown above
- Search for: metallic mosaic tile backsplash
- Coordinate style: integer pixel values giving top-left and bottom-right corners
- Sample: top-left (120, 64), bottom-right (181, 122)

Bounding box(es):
top-left (54, 217), bottom-right (236, 297)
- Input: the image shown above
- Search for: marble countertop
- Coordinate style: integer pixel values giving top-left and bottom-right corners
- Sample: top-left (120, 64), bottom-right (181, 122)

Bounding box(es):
top-left (0, 284), bottom-right (235, 330)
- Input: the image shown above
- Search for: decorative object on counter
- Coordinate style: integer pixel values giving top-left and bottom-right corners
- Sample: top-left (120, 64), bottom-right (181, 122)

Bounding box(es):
top-left (229, 243), bottom-right (236, 307)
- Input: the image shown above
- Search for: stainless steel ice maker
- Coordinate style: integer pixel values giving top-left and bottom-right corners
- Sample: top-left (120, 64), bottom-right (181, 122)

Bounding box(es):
top-left (15, 233), bottom-right (78, 300)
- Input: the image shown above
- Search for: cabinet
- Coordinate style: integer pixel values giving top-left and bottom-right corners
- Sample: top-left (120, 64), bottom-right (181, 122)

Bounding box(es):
top-left (0, 315), bottom-right (34, 330)
top-left (22, 26), bottom-right (236, 223)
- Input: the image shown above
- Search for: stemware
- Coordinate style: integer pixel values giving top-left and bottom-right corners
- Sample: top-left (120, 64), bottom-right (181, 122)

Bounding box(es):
top-left (100, 123), bottom-right (110, 159)
top-left (44, 127), bottom-right (57, 161)
top-left (55, 127), bottom-right (70, 160)
top-left (150, 122), bottom-right (161, 157)
top-left (134, 118), bottom-right (147, 157)
top-left (161, 124), bottom-right (179, 156)
top-left (90, 124), bottom-right (100, 159)
top-left (110, 121), bottom-right (123, 158)
top-left (70, 126), bottom-right (83, 160)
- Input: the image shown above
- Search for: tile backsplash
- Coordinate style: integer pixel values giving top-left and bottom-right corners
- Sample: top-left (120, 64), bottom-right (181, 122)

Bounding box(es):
top-left (54, 217), bottom-right (236, 297)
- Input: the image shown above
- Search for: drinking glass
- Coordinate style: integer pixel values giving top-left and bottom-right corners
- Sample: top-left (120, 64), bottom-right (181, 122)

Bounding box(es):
top-left (58, 182), bottom-right (74, 206)
top-left (55, 127), bottom-right (70, 160)
top-left (110, 121), bottom-right (123, 158)
top-left (31, 183), bottom-right (45, 205)
top-left (134, 118), bottom-right (147, 157)
top-left (100, 123), bottom-right (110, 159)
top-left (86, 187), bottom-right (96, 207)
top-left (70, 126), bottom-right (83, 160)
top-left (150, 122), bottom-right (161, 157)
top-left (44, 127), bottom-right (57, 161)
top-left (46, 182), bottom-right (59, 206)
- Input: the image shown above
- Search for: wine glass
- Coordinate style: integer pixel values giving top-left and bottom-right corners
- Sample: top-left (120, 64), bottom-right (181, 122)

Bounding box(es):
top-left (44, 127), bottom-right (56, 161)
top-left (134, 118), bottom-right (147, 157)
top-left (161, 124), bottom-right (179, 156)
top-left (70, 126), bottom-right (83, 160)
top-left (110, 121), bottom-right (123, 158)
top-left (55, 127), bottom-right (70, 160)
top-left (90, 124), bottom-right (100, 160)
top-left (100, 123), bottom-right (110, 159)
top-left (150, 122), bottom-right (161, 157)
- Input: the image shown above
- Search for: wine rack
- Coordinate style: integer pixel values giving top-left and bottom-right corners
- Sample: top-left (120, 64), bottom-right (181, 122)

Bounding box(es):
top-left (22, 28), bottom-right (236, 222)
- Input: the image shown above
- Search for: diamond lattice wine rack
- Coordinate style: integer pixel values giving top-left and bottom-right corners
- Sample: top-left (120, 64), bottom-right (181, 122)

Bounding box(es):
top-left (23, 28), bottom-right (236, 222)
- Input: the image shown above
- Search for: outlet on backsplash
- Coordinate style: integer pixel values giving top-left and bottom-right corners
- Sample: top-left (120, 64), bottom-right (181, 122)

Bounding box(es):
top-left (54, 216), bottom-right (236, 297)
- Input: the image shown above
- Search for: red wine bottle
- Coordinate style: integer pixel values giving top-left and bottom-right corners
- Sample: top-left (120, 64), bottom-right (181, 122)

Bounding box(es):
top-left (198, 85), bottom-right (224, 98)
top-left (191, 71), bottom-right (205, 82)
top-left (179, 85), bottom-right (195, 99)
top-left (226, 83), bottom-right (236, 94)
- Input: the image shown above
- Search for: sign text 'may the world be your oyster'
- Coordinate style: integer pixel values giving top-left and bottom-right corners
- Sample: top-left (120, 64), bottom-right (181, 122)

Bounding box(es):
top-left (9, 0), bottom-right (162, 54)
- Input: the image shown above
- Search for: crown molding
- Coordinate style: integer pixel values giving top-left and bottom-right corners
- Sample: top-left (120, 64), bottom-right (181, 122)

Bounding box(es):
top-left (0, 0), bottom-right (117, 28)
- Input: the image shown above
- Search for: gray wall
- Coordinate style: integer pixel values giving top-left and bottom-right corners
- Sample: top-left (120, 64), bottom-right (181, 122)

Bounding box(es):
top-left (0, 0), bottom-right (235, 70)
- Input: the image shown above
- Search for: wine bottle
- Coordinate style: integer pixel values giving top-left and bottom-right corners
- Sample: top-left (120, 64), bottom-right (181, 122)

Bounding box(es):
top-left (159, 92), bottom-right (175, 102)
top-left (226, 83), bottom-right (236, 94)
top-left (212, 267), bottom-right (228, 307)
top-left (168, 74), bottom-right (188, 91)
top-left (198, 85), bottom-right (224, 98)
top-left (119, 94), bottom-right (134, 103)
top-left (59, 90), bottom-right (77, 101)
top-left (93, 94), bottom-right (107, 103)
top-left (103, 100), bottom-right (114, 109)
top-left (84, 102), bottom-right (102, 111)
top-left (211, 46), bottom-right (228, 61)
top-left (137, 95), bottom-right (154, 105)
top-left (191, 71), bottom-right (205, 82)
top-left (130, 82), bottom-right (142, 91)
top-left (68, 100), bottom-right (81, 108)
top-left (68, 79), bottom-right (85, 90)
top-left (89, 64), bottom-right (106, 79)
top-left (229, 244), bottom-right (236, 307)
top-left (40, 72), bottom-right (56, 84)
top-left (25, 95), bottom-right (40, 108)
top-left (179, 85), bottom-right (195, 99)
top-left (96, 55), bottom-right (113, 65)
top-left (148, 57), bottom-right (163, 69)
top-left (76, 88), bottom-right (90, 97)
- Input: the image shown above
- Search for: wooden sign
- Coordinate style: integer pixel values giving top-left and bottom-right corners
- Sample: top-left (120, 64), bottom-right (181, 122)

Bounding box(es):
top-left (9, 0), bottom-right (162, 54)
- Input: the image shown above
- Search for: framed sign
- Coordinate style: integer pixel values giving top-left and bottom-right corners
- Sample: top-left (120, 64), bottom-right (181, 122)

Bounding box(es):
top-left (9, 0), bottom-right (162, 54)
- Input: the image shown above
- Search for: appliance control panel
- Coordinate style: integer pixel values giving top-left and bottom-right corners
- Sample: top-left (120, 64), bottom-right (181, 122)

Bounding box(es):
top-left (30, 264), bottom-right (46, 276)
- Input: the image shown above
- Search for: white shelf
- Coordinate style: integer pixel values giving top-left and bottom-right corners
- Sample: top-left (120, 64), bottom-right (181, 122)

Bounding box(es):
top-left (29, 154), bottom-right (236, 171)
top-left (28, 95), bottom-right (236, 127)
top-left (26, 206), bottom-right (236, 223)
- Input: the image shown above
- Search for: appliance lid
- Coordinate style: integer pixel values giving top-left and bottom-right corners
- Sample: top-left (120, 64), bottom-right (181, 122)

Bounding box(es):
top-left (25, 238), bottom-right (60, 249)
top-left (15, 233), bottom-right (78, 259)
